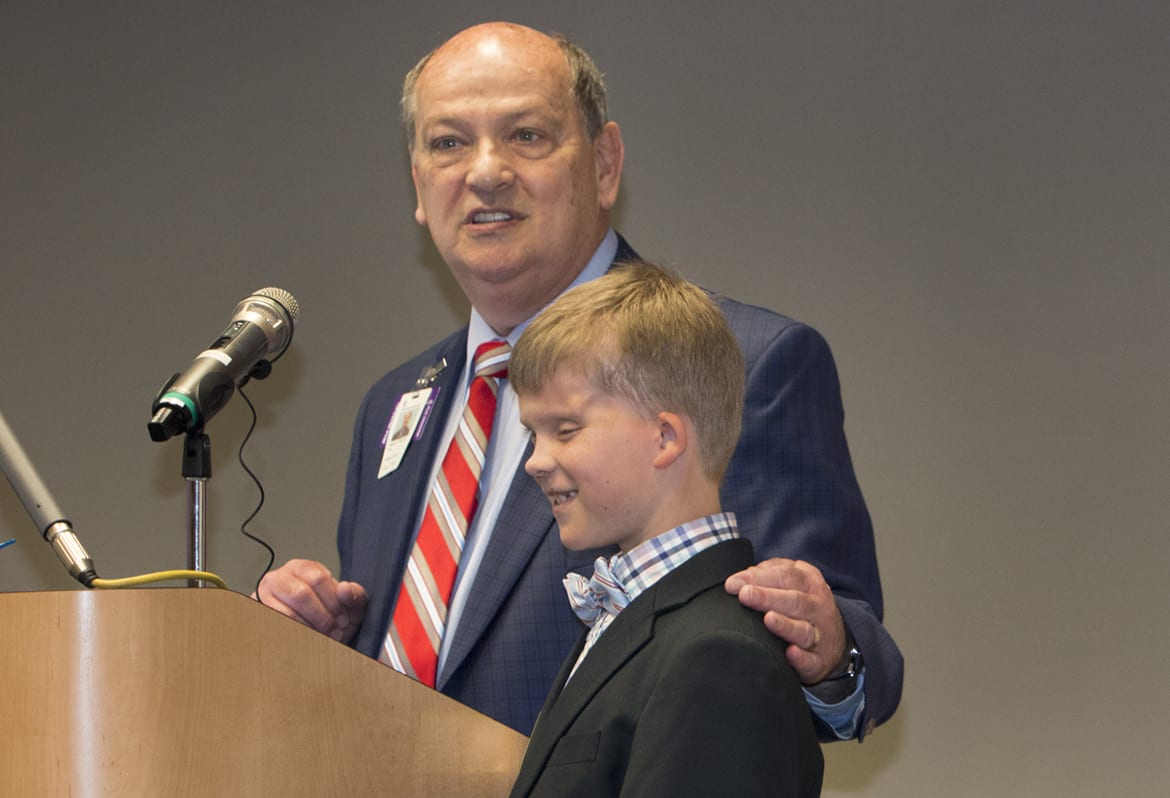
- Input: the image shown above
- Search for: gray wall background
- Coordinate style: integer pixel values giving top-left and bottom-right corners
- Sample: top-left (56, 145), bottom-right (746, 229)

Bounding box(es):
top-left (2, 2), bottom-right (1167, 795)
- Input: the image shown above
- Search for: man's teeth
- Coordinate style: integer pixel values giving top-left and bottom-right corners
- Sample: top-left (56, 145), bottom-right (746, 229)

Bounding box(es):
top-left (473, 211), bottom-right (512, 223)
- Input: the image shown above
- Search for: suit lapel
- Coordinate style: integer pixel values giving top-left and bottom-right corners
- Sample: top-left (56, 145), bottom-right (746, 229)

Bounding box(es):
top-left (355, 334), bottom-right (468, 659)
top-left (437, 438), bottom-right (558, 686)
top-left (389, 334), bottom-right (468, 565)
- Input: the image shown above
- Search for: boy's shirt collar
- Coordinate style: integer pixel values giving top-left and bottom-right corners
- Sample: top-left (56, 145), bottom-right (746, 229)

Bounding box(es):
top-left (561, 512), bottom-right (738, 683)
top-left (608, 511), bottom-right (739, 606)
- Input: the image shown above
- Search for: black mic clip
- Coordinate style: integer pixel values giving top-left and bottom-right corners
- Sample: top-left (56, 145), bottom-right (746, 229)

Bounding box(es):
top-left (244, 358), bottom-right (273, 384)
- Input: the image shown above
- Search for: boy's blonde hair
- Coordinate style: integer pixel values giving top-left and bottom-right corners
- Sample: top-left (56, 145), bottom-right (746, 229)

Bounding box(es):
top-left (511, 261), bottom-right (745, 484)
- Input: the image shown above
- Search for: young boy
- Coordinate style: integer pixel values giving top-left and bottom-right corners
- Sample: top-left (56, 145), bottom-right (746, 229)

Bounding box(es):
top-left (508, 262), bottom-right (823, 797)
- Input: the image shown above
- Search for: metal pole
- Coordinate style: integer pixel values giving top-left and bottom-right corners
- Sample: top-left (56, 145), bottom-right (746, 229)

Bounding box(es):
top-left (182, 432), bottom-right (212, 587)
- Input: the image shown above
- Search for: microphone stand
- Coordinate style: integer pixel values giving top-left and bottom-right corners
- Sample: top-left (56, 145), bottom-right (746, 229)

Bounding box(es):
top-left (151, 356), bottom-right (277, 588)
top-left (182, 430), bottom-right (212, 588)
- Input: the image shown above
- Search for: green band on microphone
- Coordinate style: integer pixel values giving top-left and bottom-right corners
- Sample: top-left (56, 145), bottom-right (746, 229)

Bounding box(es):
top-left (161, 391), bottom-right (200, 425)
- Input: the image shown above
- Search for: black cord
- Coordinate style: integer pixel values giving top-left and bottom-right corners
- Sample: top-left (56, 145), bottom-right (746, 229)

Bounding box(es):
top-left (237, 387), bottom-right (276, 602)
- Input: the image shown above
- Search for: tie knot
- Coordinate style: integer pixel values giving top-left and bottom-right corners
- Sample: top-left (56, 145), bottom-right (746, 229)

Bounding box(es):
top-left (564, 557), bottom-right (631, 625)
top-left (473, 339), bottom-right (510, 380)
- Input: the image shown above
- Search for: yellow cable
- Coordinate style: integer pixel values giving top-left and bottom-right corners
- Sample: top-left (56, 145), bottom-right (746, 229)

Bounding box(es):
top-left (90, 570), bottom-right (229, 590)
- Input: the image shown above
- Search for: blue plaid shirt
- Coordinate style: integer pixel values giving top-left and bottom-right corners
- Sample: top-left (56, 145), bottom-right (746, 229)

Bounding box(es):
top-left (565, 512), bottom-right (738, 679)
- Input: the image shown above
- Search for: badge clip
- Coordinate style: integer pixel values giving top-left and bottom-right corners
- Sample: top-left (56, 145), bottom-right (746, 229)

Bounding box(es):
top-left (416, 357), bottom-right (447, 389)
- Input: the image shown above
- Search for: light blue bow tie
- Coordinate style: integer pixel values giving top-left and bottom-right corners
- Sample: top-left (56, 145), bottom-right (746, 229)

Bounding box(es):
top-left (564, 557), bottom-right (631, 625)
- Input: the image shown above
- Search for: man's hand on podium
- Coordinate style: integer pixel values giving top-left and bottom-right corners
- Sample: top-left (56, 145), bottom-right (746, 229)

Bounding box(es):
top-left (254, 559), bottom-right (368, 644)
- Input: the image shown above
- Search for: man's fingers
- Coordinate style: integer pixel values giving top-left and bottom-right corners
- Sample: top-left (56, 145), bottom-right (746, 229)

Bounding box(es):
top-left (785, 644), bottom-right (822, 685)
top-left (256, 559), bottom-right (356, 639)
top-left (277, 576), bottom-right (338, 630)
top-left (337, 581), bottom-right (369, 623)
top-left (763, 613), bottom-right (832, 684)
top-left (760, 609), bottom-right (801, 645)
top-left (733, 582), bottom-right (810, 619)
top-left (731, 557), bottom-right (849, 684)
top-left (724, 558), bottom-right (800, 595)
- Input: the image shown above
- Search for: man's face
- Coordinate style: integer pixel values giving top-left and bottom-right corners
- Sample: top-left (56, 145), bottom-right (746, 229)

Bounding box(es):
top-left (409, 26), bottom-right (622, 333)
top-left (519, 369), bottom-right (665, 554)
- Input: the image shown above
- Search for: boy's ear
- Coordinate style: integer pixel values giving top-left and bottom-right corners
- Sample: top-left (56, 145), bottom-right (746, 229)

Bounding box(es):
top-left (652, 412), bottom-right (687, 470)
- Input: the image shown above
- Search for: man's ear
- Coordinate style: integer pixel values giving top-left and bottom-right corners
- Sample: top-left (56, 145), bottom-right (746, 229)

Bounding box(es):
top-left (652, 411), bottom-right (687, 470)
top-left (594, 121), bottom-right (624, 212)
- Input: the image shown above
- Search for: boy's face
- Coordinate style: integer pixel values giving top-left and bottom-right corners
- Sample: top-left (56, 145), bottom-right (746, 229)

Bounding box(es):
top-left (519, 368), bottom-right (665, 553)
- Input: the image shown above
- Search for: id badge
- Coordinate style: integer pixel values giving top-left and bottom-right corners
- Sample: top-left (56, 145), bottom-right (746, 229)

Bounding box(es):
top-left (378, 388), bottom-right (432, 478)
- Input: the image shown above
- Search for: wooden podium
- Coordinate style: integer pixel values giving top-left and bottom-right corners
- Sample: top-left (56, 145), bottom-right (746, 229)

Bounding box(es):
top-left (0, 588), bottom-right (527, 797)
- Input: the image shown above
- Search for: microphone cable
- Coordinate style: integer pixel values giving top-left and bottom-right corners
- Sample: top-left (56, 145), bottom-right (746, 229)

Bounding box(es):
top-left (90, 570), bottom-right (228, 589)
top-left (236, 386), bottom-right (277, 600)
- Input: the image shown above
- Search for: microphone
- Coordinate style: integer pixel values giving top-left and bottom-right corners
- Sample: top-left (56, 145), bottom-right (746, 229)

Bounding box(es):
top-left (0, 407), bottom-right (97, 586)
top-left (148, 287), bottom-right (300, 442)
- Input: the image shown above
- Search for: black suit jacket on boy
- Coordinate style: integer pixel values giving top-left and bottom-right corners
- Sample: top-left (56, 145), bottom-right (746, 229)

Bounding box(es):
top-left (509, 539), bottom-right (824, 798)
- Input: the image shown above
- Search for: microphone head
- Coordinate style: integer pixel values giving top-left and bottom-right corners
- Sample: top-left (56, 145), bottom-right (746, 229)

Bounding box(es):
top-left (254, 286), bottom-right (301, 323)
top-left (232, 287), bottom-right (301, 360)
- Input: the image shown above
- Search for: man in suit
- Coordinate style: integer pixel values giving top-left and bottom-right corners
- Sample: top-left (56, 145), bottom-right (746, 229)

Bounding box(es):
top-left (257, 21), bottom-right (902, 741)
top-left (507, 261), bottom-right (822, 796)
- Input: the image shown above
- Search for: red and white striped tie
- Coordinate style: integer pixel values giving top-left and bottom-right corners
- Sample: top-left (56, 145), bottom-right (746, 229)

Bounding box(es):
top-left (379, 339), bottom-right (510, 687)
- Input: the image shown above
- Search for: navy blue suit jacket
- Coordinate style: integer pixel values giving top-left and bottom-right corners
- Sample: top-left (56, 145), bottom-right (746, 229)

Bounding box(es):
top-left (338, 235), bottom-right (903, 737)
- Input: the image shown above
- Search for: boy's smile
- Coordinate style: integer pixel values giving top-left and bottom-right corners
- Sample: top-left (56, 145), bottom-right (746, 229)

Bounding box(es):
top-left (518, 369), bottom-right (666, 553)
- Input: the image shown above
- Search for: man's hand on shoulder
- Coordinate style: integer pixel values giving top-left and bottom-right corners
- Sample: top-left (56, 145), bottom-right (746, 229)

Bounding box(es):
top-left (726, 558), bottom-right (850, 685)
top-left (253, 558), bottom-right (368, 644)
